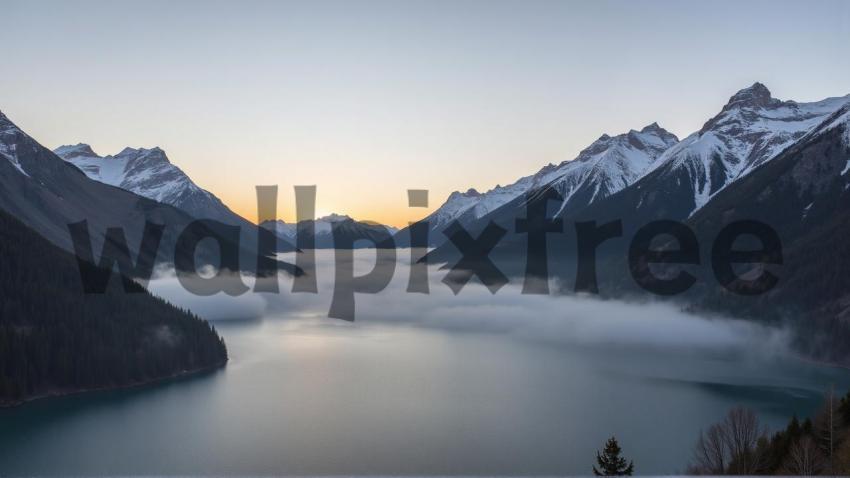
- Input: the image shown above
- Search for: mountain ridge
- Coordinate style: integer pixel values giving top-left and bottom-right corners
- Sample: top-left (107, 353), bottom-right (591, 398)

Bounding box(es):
top-left (398, 121), bottom-right (679, 247)
top-left (262, 214), bottom-right (398, 249)
top-left (53, 143), bottom-right (251, 227)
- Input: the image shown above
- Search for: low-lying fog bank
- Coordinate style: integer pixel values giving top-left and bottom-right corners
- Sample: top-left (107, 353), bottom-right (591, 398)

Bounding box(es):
top-left (148, 249), bottom-right (792, 358)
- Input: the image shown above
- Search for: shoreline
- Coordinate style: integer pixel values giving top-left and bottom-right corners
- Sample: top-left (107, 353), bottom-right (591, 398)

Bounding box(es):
top-left (0, 358), bottom-right (227, 409)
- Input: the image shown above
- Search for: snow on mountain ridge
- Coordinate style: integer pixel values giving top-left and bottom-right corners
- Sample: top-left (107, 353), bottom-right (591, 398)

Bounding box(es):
top-left (55, 145), bottom-right (203, 203)
top-left (540, 123), bottom-right (680, 213)
top-left (53, 143), bottom-right (245, 224)
top-left (318, 213), bottom-right (353, 223)
top-left (812, 104), bottom-right (850, 147)
top-left (717, 81), bottom-right (777, 112)
top-left (264, 215), bottom-right (398, 242)
top-left (424, 122), bottom-right (679, 233)
top-left (0, 110), bottom-right (28, 177)
top-left (639, 83), bottom-right (850, 214)
top-left (53, 143), bottom-right (98, 160)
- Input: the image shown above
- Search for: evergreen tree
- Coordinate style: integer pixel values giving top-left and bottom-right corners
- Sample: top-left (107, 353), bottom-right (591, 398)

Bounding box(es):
top-left (593, 436), bottom-right (634, 476)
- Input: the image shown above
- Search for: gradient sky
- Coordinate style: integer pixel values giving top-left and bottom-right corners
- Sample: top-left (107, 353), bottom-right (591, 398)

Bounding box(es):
top-left (2, 0), bottom-right (849, 226)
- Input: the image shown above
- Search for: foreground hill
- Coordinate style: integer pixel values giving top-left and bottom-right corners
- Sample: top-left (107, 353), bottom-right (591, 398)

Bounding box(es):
top-left (0, 208), bottom-right (228, 406)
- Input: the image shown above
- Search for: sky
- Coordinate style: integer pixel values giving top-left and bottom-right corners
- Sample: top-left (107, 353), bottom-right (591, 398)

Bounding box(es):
top-left (1, 0), bottom-right (849, 227)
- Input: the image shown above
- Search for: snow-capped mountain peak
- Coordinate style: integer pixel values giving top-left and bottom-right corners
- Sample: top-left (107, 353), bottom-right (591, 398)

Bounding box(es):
top-left (317, 213), bottom-right (353, 222)
top-left (449, 188), bottom-right (481, 199)
top-left (53, 143), bottom-right (246, 225)
top-left (640, 122), bottom-right (664, 133)
top-left (116, 146), bottom-right (169, 163)
top-left (721, 82), bottom-right (778, 111)
top-left (54, 144), bottom-right (193, 203)
top-left (427, 188), bottom-right (486, 228)
top-left (53, 143), bottom-right (98, 160)
top-left (420, 122), bottom-right (679, 236)
top-left (640, 83), bottom-right (850, 215)
top-left (263, 215), bottom-right (398, 248)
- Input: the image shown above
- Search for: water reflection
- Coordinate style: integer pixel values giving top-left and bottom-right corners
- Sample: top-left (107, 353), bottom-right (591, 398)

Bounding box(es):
top-left (1, 317), bottom-right (847, 475)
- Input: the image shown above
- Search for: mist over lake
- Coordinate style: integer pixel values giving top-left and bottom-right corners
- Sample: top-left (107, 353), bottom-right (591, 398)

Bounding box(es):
top-left (0, 250), bottom-right (846, 475)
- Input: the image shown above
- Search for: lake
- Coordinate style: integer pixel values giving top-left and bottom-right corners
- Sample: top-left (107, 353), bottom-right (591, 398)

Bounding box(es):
top-left (1, 252), bottom-right (848, 475)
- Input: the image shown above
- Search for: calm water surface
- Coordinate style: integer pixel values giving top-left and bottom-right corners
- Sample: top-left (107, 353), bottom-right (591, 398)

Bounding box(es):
top-left (1, 315), bottom-right (848, 475)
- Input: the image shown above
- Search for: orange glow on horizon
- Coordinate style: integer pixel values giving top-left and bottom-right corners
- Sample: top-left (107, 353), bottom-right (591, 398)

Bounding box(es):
top-left (225, 193), bottom-right (436, 229)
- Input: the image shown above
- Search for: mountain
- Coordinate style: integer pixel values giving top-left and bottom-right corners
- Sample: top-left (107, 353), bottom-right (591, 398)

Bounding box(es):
top-left (579, 83), bottom-right (850, 225)
top-left (262, 214), bottom-right (398, 249)
top-left (54, 143), bottom-right (297, 253)
top-left (418, 82), bottom-right (850, 362)
top-left (54, 144), bottom-right (248, 226)
top-left (0, 207), bottom-right (227, 406)
top-left (389, 82), bottom-right (850, 314)
top-left (532, 122), bottom-right (679, 218)
top-left (544, 86), bottom-right (850, 362)
top-left (415, 122), bottom-right (679, 251)
top-left (679, 102), bottom-right (850, 363)
top-left (425, 84), bottom-right (850, 260)
top-left (0, 109), bottom-right (297, 273)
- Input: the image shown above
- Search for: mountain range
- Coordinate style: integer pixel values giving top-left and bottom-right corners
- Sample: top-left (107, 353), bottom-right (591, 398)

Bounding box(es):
top-left (417, 82), bottom-right (850, 363)
top-left (4, 81), bottom-right (850, 365)
top-left (395, 122), bottom-right (680, 247)
top-left (262, 214), bottom-right (398, 249)
top-left (52, 144), bottom-right (400, 251)
top-left (0, 112), bottom-right (301, 277)
top-left (422, 83), bottom-right (850, 255)
top-left (575, 82), bottom-right (850, 225)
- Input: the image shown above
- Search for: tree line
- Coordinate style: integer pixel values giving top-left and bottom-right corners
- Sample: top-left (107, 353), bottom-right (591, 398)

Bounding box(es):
top-left (688, 388), bottom-right (850, 475)
top-left (591, 388), bottom-right (850, 476)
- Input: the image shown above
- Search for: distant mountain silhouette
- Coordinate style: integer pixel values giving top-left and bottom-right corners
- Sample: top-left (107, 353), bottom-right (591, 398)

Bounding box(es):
top-left (262, 214), bottom-right (397, 249)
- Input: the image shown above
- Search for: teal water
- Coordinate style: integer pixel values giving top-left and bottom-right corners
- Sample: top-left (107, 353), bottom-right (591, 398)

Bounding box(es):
top-left (0, 316), bottom-right (848, 475)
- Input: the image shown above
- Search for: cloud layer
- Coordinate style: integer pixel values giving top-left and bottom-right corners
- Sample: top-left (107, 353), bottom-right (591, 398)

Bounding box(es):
top-left (148, 249), bottom-right (791, 356)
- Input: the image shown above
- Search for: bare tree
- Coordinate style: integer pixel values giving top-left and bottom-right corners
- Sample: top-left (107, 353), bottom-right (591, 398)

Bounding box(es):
top-left (814, 385), bottom-right (840, 474)
top-left (688, 406), bottom-right (767, 475)
top-left (784, 435), bottom-right (827, 475)
top-left (724, 406), bottom-right (767, 474)
top-left (691, 423), bottom-right (727, 474)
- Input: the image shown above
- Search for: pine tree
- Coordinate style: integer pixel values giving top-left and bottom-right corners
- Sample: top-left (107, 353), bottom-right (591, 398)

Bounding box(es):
top-left (593, 436), bottom-right (634, 476)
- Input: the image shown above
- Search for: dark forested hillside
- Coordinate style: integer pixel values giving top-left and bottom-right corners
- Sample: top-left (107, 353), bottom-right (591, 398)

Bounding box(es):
top-left (0, 209), bottom-right (227, 406)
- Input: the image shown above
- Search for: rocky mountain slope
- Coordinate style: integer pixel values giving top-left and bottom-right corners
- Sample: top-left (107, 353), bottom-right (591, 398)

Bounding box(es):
top-left (399, 122), bottom-right (679, 246)
top-left (568, 85), bottom-right (847, 227)
top-left (54, 144), bottom-right (248, 226)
